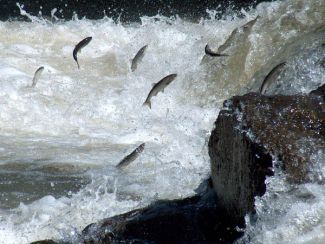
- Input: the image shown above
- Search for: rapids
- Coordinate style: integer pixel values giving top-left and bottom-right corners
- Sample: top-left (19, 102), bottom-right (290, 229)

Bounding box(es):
top-left (0, 0), bottom-right (324, 243)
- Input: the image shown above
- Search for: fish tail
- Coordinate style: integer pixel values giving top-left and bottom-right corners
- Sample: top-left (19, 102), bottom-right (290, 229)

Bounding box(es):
top-left (76, 60), bottom-right (80, 69)
top-left (143, 100), bottom-right (151, 109)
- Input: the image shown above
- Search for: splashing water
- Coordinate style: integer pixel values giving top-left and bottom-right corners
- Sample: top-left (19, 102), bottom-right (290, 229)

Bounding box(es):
top-left (0, 0), bottom-right (324, 243)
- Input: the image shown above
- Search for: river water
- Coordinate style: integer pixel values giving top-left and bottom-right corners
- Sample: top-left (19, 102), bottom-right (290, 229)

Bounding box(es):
top-left (0, 0), bottom-right (324, 243)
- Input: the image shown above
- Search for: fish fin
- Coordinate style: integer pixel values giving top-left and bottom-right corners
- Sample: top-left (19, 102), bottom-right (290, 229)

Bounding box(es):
top-left (143, 100), bottom-right (152, 109)
top-left (76, 60), bottom-right (80, 69)
top-left (152, 83), bottom-right (156, 86)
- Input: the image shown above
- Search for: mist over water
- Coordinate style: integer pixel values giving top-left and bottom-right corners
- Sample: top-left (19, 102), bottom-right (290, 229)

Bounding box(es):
top-left (0, 0), bottom-right (324, 243)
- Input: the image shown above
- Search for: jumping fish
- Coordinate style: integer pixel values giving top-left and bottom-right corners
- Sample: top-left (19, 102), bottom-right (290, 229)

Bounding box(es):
top-left (31, 66), bottom-right (44, 88)
top-left (205, 44), bottom-right (228, 57)
top-left (242, 15), bottom-right (259, 31)
top-left (217, 16), bottom-right (259, 53)
top-left (217, 28), bottom-right (238, 53)
top-left (73, 36), bottom-right (92, 69)
top-left (260, 62), bottom-right (286, 94)
top-left (143, 74), bottom-right (177, 109)
top-left (131, 45), bottom-right (148, 71)
top-left (116, 143), bottom-right (145, 169)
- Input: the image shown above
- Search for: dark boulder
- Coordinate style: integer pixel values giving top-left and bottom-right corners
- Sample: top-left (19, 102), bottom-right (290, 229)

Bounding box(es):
top-left (81, 185), bottom-right (243, 244)
top-left (30, 240), bottom-right (59, 244)
top-left (310, 83), bottom-right (325, 99)
top-left (209, 84), bottom-right (325, 222)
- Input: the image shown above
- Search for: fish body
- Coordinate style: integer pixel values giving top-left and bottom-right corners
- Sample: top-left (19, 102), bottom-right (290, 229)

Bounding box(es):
top-left (217, 28), bottom-right (238, 53)
top-left (260, 62), bottom-right (286, 94)
top-left (217, 16), bottom-right (259, 53)
top-left (205, 44), bottom-right (228, 57)
top-left (73, 36), bottom-right (92, 69)
top-left (143, 74), bottom-right (177, 109)
top-left (116, 143), bottom-right (145, 169)
top-left (31, 66), bottom-right (44, 88)
top-left (131, 45), bottom-right (148, 71)
top-left (242, 16), bottom-right (259, 31)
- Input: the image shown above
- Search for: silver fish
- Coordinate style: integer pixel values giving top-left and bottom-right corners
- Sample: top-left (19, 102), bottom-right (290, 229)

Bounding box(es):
top-left (131, 45), bottom-right (148, 72)
top-left (31, 66), bottom-right (44, 88)
top-left (116, 143), bottom-right (145, 169)
top-left (73, 36), bottom-right (92, 69)
top-left (143, 74), bottom-right (177, 109)
top-left (260, 62), bottom-right (286, 94)
top-left (217, 28), bottom-right (238, 53)
top-left (217, 16), bottom-right (259, 53)
top-left (242, 16), bottom-right (259, 31)
top-left (205, 44), bottom-right (228, 57)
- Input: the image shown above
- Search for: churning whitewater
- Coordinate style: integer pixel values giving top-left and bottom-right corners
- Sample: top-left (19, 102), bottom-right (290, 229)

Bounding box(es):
top-left (0, 0), bottom-right (324, 243)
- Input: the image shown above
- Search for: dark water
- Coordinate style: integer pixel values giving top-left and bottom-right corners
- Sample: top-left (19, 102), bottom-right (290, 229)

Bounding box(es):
top-left (1, 0), bottom-right (268, 22)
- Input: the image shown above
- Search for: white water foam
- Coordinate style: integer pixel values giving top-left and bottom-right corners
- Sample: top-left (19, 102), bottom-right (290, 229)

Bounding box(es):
top-left (0, 0), bottom-right (324, 243)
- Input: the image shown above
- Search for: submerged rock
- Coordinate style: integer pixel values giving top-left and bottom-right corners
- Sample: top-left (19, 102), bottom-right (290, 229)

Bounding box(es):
top-left (81, 185), bottom-right (243, 243)
top-left (310, 83), bottom-right (325, 99)
top-left (33, 182), bottom-right (244, 243)
top-left (30, 240), bottom-right (59, 244)
top-left (209, 84), bottom-right (325, 222)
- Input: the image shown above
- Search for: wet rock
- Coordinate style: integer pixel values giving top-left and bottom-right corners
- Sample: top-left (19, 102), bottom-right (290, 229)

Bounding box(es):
top-left (30, 240), bottom-right (59, 244)
top-left (209, 84), bottom-right (325, 221)
top-left (310, 83), bottom-right (325, 100)
top-left (81, 186), bottom-right (244, 243)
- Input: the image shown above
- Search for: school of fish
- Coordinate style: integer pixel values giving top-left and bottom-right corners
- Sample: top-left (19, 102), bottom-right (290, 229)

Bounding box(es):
top-left (22, 16), bottom-right (296, 169)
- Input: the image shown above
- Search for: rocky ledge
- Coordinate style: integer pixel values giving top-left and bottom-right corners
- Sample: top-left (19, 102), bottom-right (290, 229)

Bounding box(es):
top-left (209, 84), bottom-right (325, 223)
top-left (32, 182), bottom-right (244, 243)
top-left (33, 85), bottom-right (325, 244)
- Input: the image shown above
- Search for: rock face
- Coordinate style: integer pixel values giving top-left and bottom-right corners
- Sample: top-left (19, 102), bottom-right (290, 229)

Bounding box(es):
top-left (208, 107), bottom-right (273, 223)
top-left (310, 84), bottom-right (325, 99)
top-left (209, 84), bottom-right (325, 222)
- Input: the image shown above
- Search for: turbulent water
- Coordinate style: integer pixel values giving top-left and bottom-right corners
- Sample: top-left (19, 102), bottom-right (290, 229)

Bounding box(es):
top-left (0, 0), bottom-right (324, 243)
